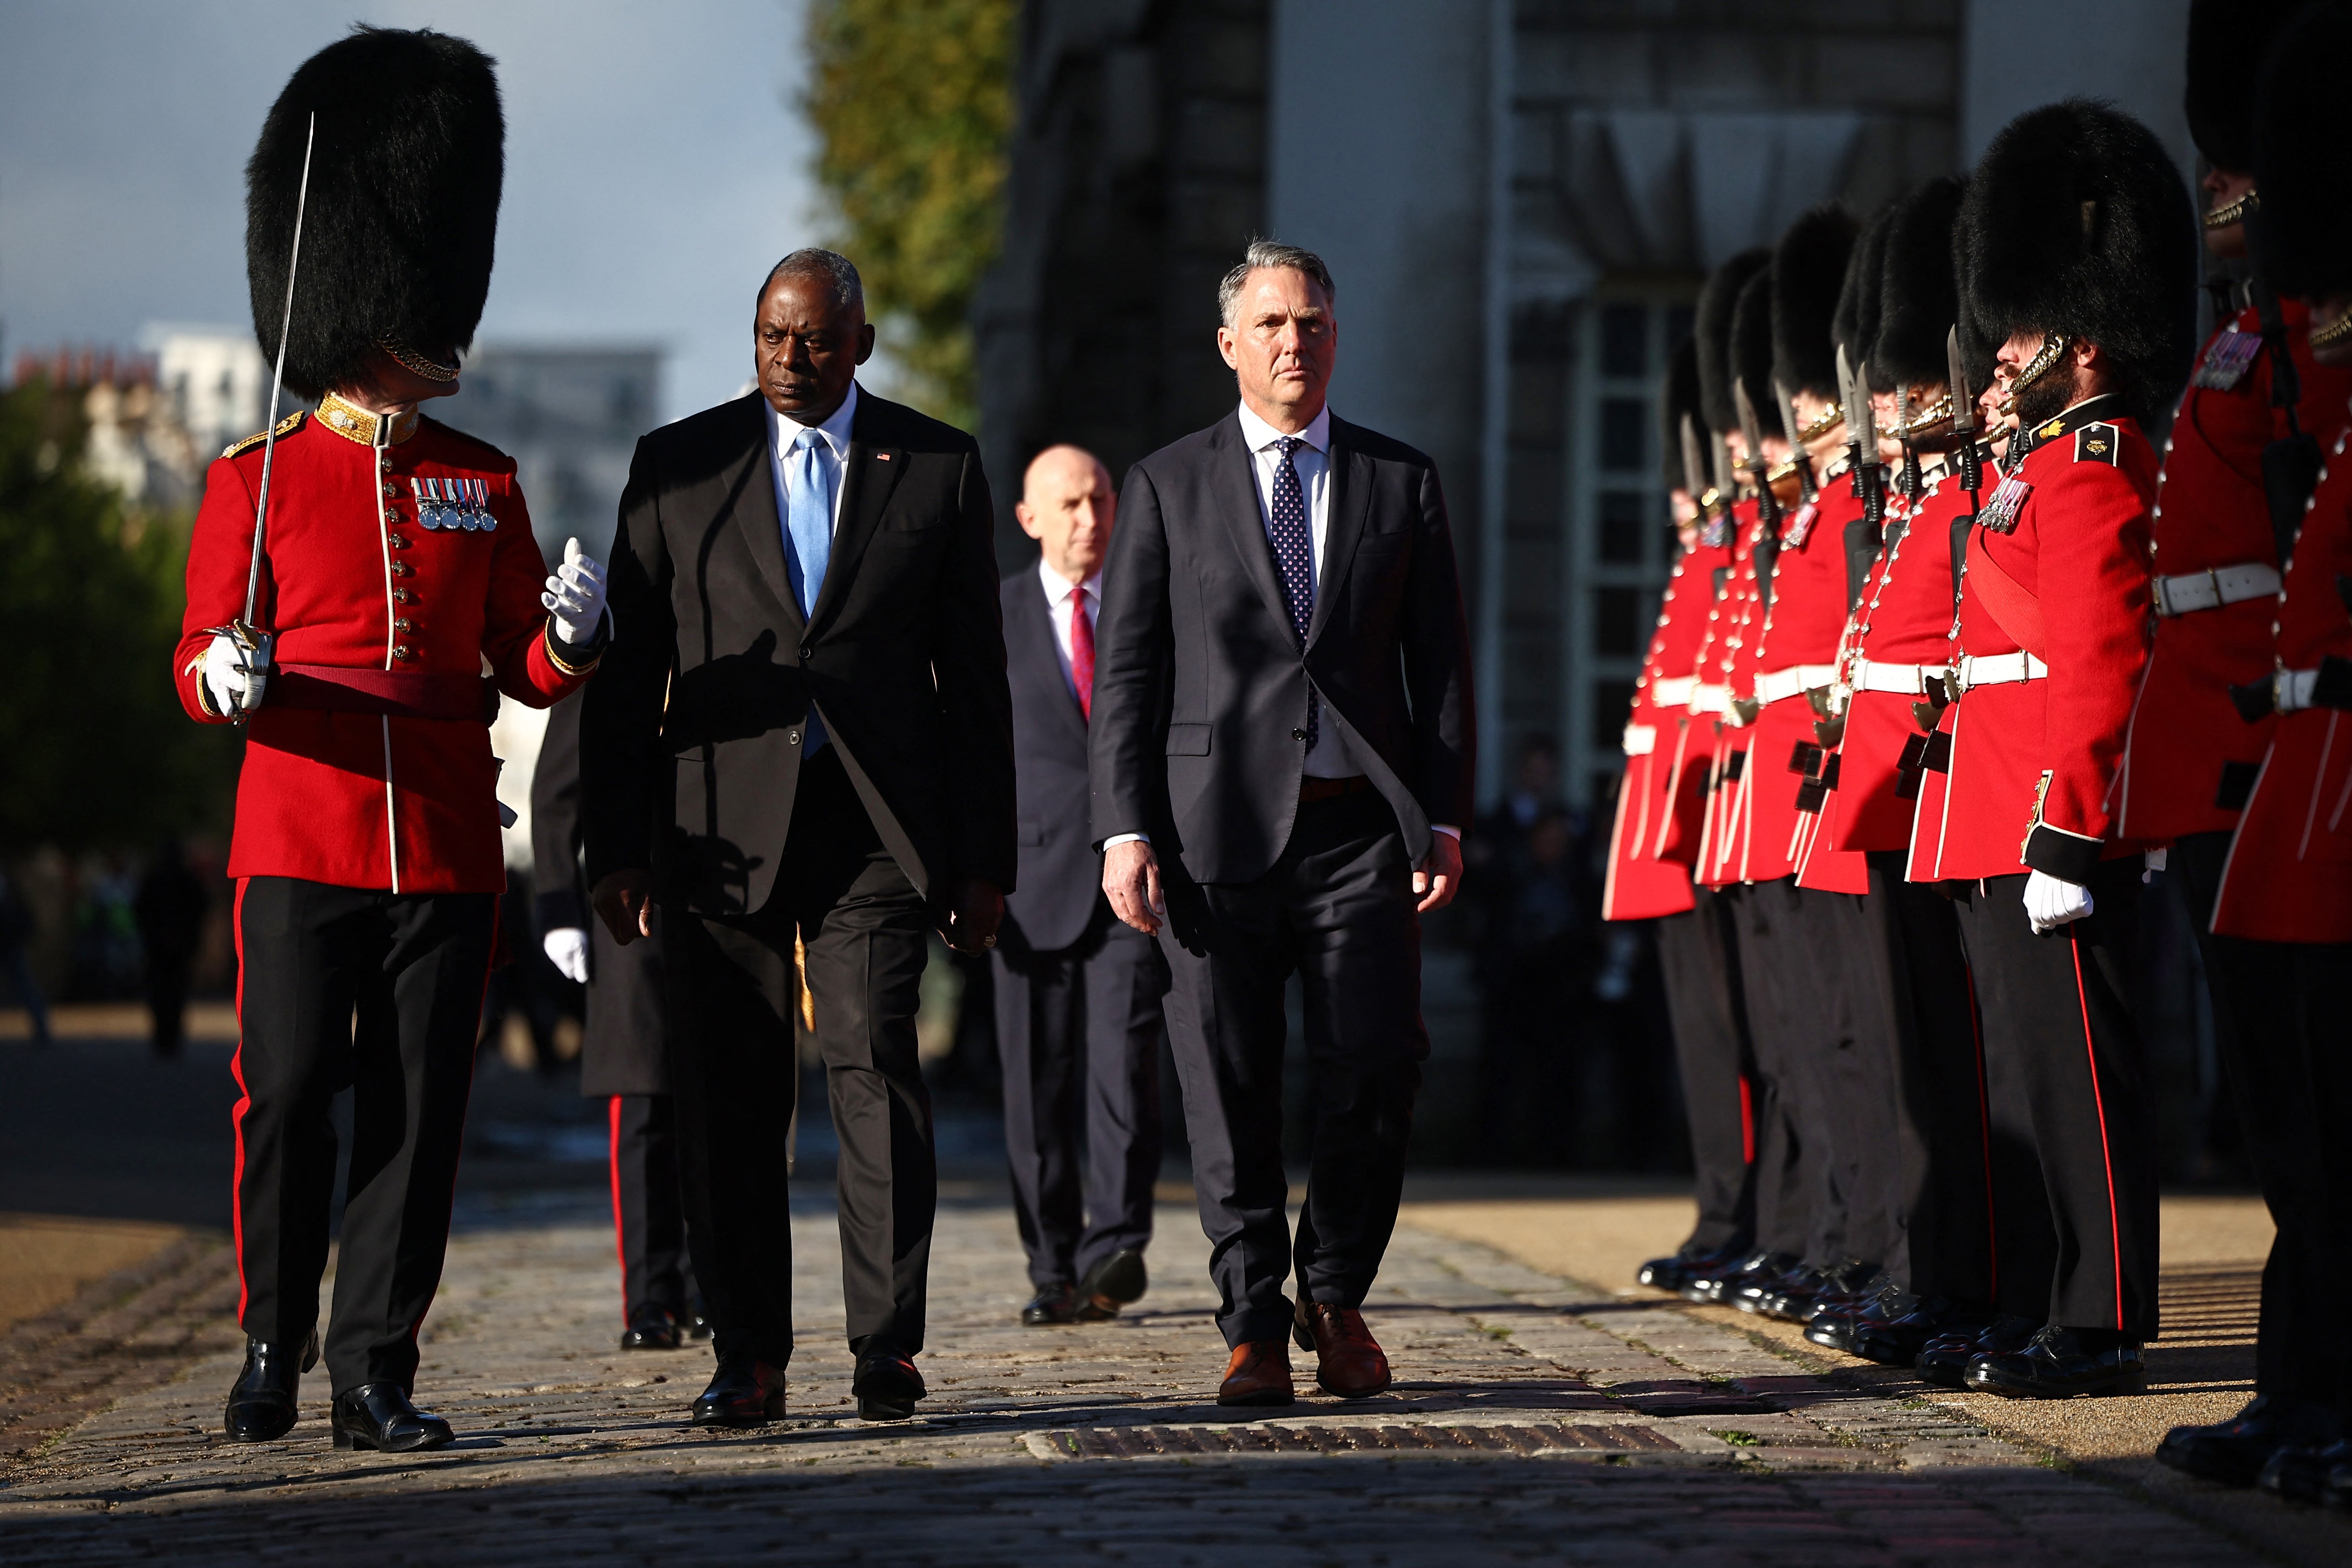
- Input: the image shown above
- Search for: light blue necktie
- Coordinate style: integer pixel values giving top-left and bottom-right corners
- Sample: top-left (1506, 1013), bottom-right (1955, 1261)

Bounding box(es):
top-left (784, 426), bottom-right (831, 753)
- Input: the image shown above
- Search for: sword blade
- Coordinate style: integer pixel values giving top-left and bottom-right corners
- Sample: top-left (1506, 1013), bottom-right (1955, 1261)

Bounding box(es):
top-left (243, 111), bottom-right (316, 632)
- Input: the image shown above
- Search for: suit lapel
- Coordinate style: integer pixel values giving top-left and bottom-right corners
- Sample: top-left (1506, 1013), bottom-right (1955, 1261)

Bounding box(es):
top-left (1307, 417), bottom-right (1372, 648)
top-left (728, 396), bottom-right (804, 636)
top-left (1210, 414), bottom-right (1299, 647)
top-left (807, 391), bottom-right (905, 636)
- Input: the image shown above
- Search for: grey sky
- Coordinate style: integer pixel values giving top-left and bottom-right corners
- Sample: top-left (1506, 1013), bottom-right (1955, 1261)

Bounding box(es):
top-left (0, 0), bottom-right (822, 423)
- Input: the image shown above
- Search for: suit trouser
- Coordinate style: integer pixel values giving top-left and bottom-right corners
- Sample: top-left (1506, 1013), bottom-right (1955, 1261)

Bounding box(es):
top-left (994, 913), bottom-right (1167, 1290)
top-left (1157, 789), bottom-right (1423, 1348)
top-left (2175, 831), bottom-right (2350, 1408)
top-left (1654, 887), bottom-right (1756, 1255)
top-left (608, 1093), bottom-right (694, 1325)
top-left (1951, 864), bottom-right (2158, 1338)
top-left (664, 749), bottom-right (935, 1366)
top-left (1726, 880), bottom-right (1835, 1263)
top-left (229, 876), bottom-right (495, 1394)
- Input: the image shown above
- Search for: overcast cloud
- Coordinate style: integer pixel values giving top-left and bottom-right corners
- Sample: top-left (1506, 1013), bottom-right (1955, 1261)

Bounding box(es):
top-left (0, 0), bottom-right (823, 422)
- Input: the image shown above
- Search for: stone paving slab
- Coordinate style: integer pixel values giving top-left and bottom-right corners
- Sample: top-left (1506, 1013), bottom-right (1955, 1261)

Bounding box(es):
top-left (0, 1191), bottom-right (2275, 1565)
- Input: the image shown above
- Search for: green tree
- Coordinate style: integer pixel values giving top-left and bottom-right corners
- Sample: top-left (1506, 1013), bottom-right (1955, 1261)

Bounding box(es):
top-left (804, 0), bottom-right (1018, 433)
top-left (0, 379), bottom-right (239, 852)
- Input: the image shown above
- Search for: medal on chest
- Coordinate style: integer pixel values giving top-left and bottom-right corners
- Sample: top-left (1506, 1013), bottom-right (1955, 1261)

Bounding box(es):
top-left (1780, 500), bottom-right (1818, 550)
top-left (1976, 471), bottom-right (2032, 534)
top-left (416, 476), bottom-right (495, 531)
top-left (2191, 327), bottom-right (2262, 392)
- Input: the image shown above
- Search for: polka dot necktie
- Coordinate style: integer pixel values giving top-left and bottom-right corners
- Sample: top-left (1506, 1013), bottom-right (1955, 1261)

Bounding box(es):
top-left (1266, 435), bottom-right (1317, 750)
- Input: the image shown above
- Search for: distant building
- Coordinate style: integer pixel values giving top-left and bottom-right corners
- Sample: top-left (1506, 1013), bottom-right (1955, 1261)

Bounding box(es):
top-left (433, 344), bottom-right (663, 564)
top-left (12, 345), bottom-right (209, 508)
top-left (143, 324), bottom-right (271, 462)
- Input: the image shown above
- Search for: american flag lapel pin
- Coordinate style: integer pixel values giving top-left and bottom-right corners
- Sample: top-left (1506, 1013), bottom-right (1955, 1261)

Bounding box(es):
top-left (876, 452), bottom-right (891, 461)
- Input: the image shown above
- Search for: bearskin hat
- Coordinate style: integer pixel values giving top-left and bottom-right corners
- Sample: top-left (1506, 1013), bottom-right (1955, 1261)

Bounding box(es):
top-left (1662, 335), bottom-right (1704, 489)
top-left (2254, 4), bottom-right (2352, 301)
top-left (1870, 176), bottom-right (1967, 391)
top-left (247, 27), bottom-right (504, 399)
top-left (1729, 270), bottom-right (1778, 437)
top-left (1834, 204), bottom-right (1893, 393)
top-left (1770, 206), bottom-right (1857, 402)
top-left (2186, 0), bottom-right (2310, 173)
top-left (1696, 249), bottom-right (1770, 434)
top-left (1959, 99), bottom-right (2198, 423)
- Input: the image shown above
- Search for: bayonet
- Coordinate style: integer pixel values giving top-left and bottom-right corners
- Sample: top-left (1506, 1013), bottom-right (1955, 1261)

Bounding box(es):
top-left (1774, 377), bottom-right (1818, 503)
top-left (1895, 382), bottom-right (1922, 498)
top-left (1733, 379), bottom-right (1779, 526)
top-left (1947, 323), bottom-right (1983, 500)
top-left (1710, 429), bottom-right (1736, 504)
top-left (1680, 413), bottom-right (1712, 518)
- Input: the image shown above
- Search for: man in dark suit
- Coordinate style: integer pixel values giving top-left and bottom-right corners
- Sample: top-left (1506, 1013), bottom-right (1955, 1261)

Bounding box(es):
top-left (582, 249), bottom-right (1014, 1427)
top-left (997, 444), bottom-right (1169, 1328)
top-left (532, 689), bottom-right (702, 1352)
top-left (1091, 239), bottom-right (1475, 1406)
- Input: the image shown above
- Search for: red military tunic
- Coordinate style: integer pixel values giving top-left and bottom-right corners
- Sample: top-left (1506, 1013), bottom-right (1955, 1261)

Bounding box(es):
top-left (1746, 472), bottom-right (1866, 891)
top-left (1601, 531), bottom-right (1713, 921)
top-left (2211, 412), bottom-right (2352, 941)
top-left (1653, 519), bottom-right (1739, 868)
top-left (1908, 399), bottom-right (2156, 884)
top-left (2115, 301), bottom-right (2352, 840)
top-left (175, 395), bottom-right (594, 893)
top-left (1695, 499), bottom-right (1766, 888)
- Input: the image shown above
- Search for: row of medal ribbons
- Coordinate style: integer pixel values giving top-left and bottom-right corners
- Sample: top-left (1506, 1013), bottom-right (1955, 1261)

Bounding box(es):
top-left (414, 475), bottom-right (497, 531)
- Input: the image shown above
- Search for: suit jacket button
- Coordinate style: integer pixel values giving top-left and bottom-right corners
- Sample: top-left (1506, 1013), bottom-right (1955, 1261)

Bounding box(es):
top-left (786, 729), bottom-right (800, 745)
top-left (799, 644), bottom-right (813, 661)
top-left (1292, 728), bottom-right (1308, 740)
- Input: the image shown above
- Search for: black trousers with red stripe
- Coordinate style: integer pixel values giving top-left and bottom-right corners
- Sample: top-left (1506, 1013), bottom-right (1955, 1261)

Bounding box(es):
top-left (1951, 864), bottom-right (2158, 1339)
top-left (609, 1094), bottom-right (696, 1325)
top-left (230, 876), bottom-right (495, 1394)
top-left (1654, 886), bottom-right (1756, 1256)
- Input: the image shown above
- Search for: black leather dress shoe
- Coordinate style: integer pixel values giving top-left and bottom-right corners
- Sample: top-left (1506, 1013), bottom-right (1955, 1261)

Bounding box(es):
top-left (1805, 1279), bottom-right (1909, 1353)
top-left (330, 1383), bottom-right (454, 1452)
top-left (1075, 1248), bottom-right (1148, 1322)
top-left (1851, 1298), bottom-right (1988, 1367)
top-left (685, 1307), bottom-right (713, 1342)
top-left (1638, 1240), bottom-right (1747, 1294)
top-left (1022, 1283), bottom-right (1078, 1325)
top-left (1917, 1315), bottom-right (2040, 1388)
top-left (852, 1349), bottom-right (925, 1421)
top-left (224, 1331), bottom-right (319, 1442)
top-left (1965, 1324), bottom-right (2144, 1398)
top-left (691, 1353), bottom-right (785, 1426)
top-left (620, 1308), bottom-right (682, 1351)
top-left (2160, 1395), bottom-right (2341, 1488)
top-left (2257, 1436), bottom-right (2352, 1501)
top-left (1735, 1262), bottom-right (1821, 1318)
top-left (1693, 1250), bottom-right (1793, 1306)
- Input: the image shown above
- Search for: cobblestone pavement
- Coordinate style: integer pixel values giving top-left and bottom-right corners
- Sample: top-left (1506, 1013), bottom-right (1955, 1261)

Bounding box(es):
top-left (0, 1192), bottom-right (2280, 1567)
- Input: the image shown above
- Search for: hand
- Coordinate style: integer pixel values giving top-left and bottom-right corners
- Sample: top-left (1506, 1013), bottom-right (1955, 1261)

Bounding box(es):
top-left (939, 878), bottom-right (1004, 955)
top-left (2023, 869), bottom-right (2094, 935)
top-left (592, 869), bottom-right (655, 946)
top-left (1102, 840), bottom-right (1164, 935)
top-left (542, 536), bottom-right (609, 646)
top-left (202, 632), bottom-right (265, 717)
top-left (1414, 832), bottom-right (1464, 913)
top-left (542, 927), bottom-right (590, 984)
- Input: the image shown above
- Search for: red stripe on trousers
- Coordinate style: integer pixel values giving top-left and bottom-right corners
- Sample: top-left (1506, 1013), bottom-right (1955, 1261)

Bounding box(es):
top-left (609, 1096), bottom-right (629, 1321)
top-left (229, 877), bottom-right (252, 1325)
top-left (1738, 1074), bottom-right (1755, 1165)
top-left (2071, 935), bottom-right (2125, 1329)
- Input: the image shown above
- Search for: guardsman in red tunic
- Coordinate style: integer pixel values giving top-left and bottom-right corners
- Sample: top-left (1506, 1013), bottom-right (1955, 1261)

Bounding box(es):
top-left (1623, 339), bottom-right (1759, 1300)
top-left (1910, 101), bottom-right (2196, 1399)
top-left (2161, 5), bottom-right (2352, 1493)
top-left (176, 31), bottom-right (605, 1452)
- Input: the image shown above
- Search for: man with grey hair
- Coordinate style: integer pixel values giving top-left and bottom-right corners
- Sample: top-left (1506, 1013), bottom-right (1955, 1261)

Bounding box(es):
top-left (583, 247), bottom-right (1014, 1429)
top-left (1091, 238), bottom-right (1476, 1405)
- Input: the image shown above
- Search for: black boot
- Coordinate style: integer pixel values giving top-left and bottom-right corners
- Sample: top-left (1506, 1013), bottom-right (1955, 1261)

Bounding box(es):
top-left (1639, 1239), bottom-right (1748, 1295)
top-left (690, 1351), bottom-right (787, 1427)
top-left (1964, 1324), bottom-right (2145, 1399)
top-left (1694, 1250), bottom-right (1793, 1306)
top-left (330, 1383), bottom-right (454, 1452)
top-left (2160, 1395), bottom-right (2341, 1488)
top-left (1917, 1315), bottom-right (2040, 1389)
top-left (223, 1330), bottom-right (318, 1442)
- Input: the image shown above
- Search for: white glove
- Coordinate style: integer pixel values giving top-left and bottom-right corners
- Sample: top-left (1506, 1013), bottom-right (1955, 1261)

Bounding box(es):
top-left (543, 927), bottom-right (590, 984)
top-left (202, 632), bottom-right (266, 717)
top-left (542, 537), bottom-right (608, 646)
top-left (2023, 869), bottom-right (2095, 935)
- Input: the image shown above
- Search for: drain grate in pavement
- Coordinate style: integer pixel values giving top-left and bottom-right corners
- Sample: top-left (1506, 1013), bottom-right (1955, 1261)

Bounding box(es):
top-left (1029, 1422), bottom-right (1681, 1460)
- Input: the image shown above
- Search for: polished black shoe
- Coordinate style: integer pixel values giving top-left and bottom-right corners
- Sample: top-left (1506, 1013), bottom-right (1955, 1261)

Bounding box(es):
top-left (2258, 1436), bottom-right (2352, 1502)
top-left (2160, 1395), bottom-right (2341, 1488)
top-left (1851, 1298), bottom-right (1987, 1367)
top-left (1021, 1282), bottom-right (1078, 1325)
top-left (1806, 1279), bottom-right (1910, 1353)
top-left (685, 1308), bottom-right (714, 1342)
top-left (330, 1383), bottom-right (454, 1452)
top-left (1798, 1264), bottom-right (1887, 1324)
top-left (1693, 1250), bottom-right (1793, 1306)
top-left (852, 1349), bottom-right (926, 1421)
top-left (691, 1352), bottom-right (787, 1427)
top-left (1965, 1324), bottom-right (2144, 1399)
top-left (1736, 1262), bottom-right (1822, 1318)
top-left (1638, 1240), bottom-right (1746, 1294)
top-left (1917, 1314), bottom-right (2040, 1389)
top-left (620, 1308), bottom-right (682, 1351)
top-left (1075, 1248), bottom-right (1148, 1322)
top-left (223, 1330), bottom-right (319, 1442)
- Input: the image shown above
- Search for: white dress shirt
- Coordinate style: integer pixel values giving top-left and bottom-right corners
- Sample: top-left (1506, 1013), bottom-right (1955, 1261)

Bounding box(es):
top-left (767, 379), bottom-right (859, 543)
top-left (1038, 558), bottom-right (1100, 702)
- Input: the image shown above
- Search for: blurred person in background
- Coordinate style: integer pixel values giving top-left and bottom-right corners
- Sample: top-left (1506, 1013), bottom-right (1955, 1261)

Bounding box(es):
top-left (995, 444), bottom-right (1168, 1327)
top-left (133, 839), bottom-right (207, 1058)
top-left (0, 870), bottom-right (52, 1047)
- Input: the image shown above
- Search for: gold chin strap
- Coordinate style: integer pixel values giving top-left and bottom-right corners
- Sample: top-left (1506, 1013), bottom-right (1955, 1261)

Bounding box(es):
top-left (1796, 402), bottom-right (1844, 444)
top-left (379, 338), bottom-right (461, 382)
top-left (2311, 310), bottom-right (2352, 352)
top-left (1997, 334), bottom-right (2069, 416)
top-left (1890, 388), bottom-right (1955, 439)
top-left (2204, 189), bottom-right (2259, 230)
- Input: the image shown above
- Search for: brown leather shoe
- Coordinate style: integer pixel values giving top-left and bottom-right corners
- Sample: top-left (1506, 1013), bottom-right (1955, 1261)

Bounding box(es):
top-left (1216, 1339), bottom-right (1295, 1406)
top-left (1294, 1298), bottom-right (1392, 1398)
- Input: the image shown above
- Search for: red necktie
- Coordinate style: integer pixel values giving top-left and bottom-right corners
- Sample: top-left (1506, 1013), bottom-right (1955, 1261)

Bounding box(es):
top-left (1070, 589), bottom-right (1095, 721)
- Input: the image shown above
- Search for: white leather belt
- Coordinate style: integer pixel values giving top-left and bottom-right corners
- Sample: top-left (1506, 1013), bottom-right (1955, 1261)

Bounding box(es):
top-left (2278, 666), bottom-right (2323, 712)
top-left (1753, 663), bottom-right (1839, 706)
top-left (1651, 675), bottom-right (1697, 708)
top-left (1850, 658), bottom-right (1934, 696)
top-left (1690, 683), bottom-right (1730, 714)
top-left (1622, 723), bottom-right (1657, 755)
top-left (1957, 651), bottom-right (2049, 690)
top-left (2153, 561), bottom-right (2282, 617)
